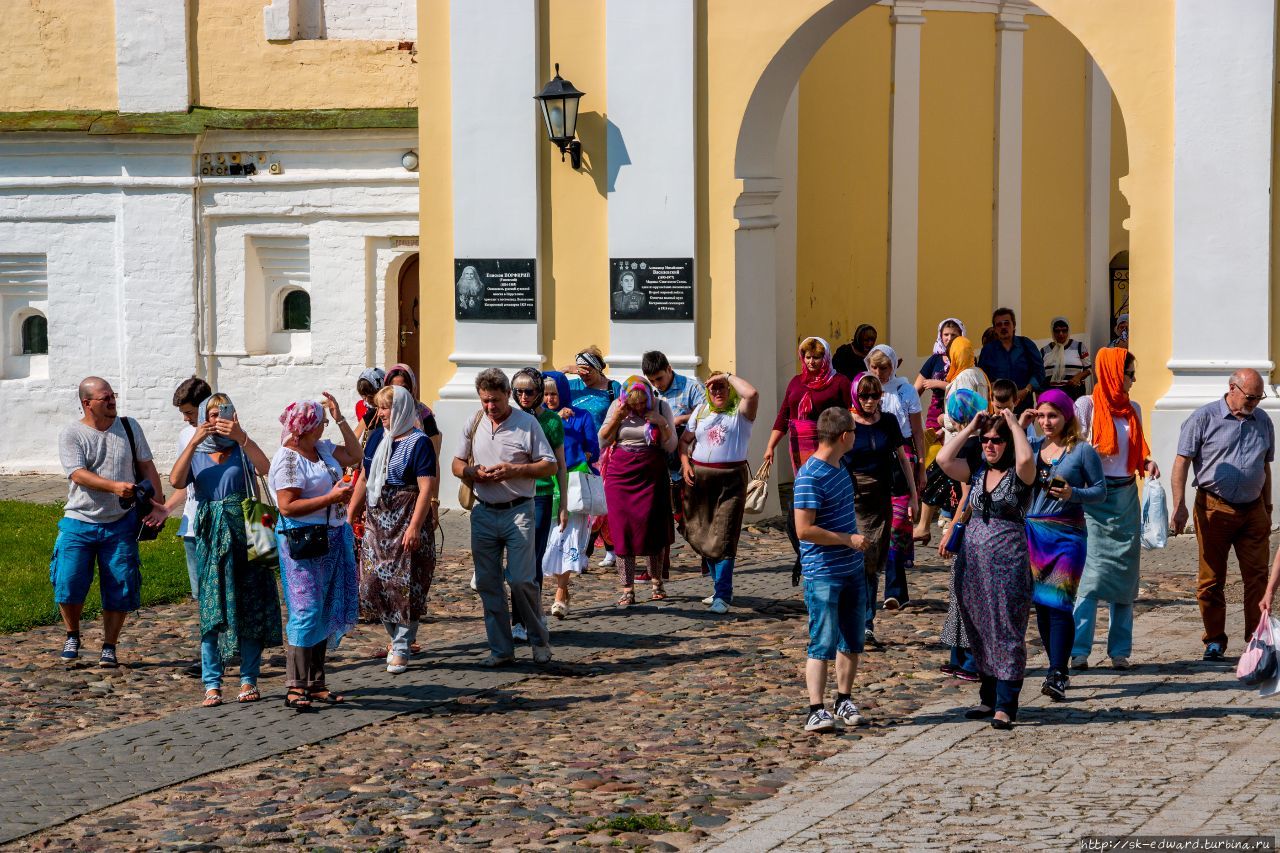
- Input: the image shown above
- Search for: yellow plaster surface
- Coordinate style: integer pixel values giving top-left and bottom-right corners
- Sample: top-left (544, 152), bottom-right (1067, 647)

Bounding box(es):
top-left (417, 0), bottom-right (452, 405)
top-left (196, 0), bottom-right (416, 110)
top-left (0, 0), bottom-right (117, 111)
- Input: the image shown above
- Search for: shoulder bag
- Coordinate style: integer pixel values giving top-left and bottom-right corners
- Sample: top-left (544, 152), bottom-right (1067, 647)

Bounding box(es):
top-left (120, 417), bottom-right (161, 542)
top-left (457, 410), bottom-right (485, 511)
top-left (239, 448), bottom-right (278, 562)
top-left (744, 459), bottom-right (772, 515)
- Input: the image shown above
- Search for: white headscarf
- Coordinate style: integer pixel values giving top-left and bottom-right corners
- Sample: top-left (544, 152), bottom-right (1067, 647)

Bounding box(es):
top-left (365, 385), bottom-right (418, 508)
top-left (933, 318), bottom-right (966, 355)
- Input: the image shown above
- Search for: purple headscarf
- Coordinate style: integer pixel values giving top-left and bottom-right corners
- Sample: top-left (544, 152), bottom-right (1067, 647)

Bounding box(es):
top-left (1036, 389), bottom-right (1076, 421)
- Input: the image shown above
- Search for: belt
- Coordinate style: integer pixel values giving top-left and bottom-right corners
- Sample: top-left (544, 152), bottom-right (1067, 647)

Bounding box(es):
top-left (476, 496), bottom-right (532, 512)
top-left (1200, 489), bottom-right (1262, 512)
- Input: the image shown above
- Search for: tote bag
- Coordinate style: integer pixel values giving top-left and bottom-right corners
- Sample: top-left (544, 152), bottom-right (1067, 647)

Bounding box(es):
top-left (565, 469), bottom-right (607, 516)
top-left (744, 459), bottom-right (772, 515)
top-left (239, 449), bottom-right (278, 562)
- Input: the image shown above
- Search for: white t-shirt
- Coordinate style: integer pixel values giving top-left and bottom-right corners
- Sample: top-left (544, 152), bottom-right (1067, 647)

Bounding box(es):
top-left (689, 409), bottom-right (754, 464)
top-left (268, 440), bottom-right (345, 526)
top-left (1075, 396), bottom-right (1143, 478)
top-left (176, 424), bottom-right (198, 537)
top-left (879, 376), bottom-right (922, 438)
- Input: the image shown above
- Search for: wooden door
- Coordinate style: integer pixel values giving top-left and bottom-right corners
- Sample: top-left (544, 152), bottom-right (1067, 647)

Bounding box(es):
top-left (396, 255), bottom-right (421, 380)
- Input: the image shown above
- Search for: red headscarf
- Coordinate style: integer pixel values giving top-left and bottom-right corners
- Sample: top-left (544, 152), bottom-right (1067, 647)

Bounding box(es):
top-left (797, 336), bottom-right (836, 419)
top-left (1090, 347), bottom-right (1150, 475)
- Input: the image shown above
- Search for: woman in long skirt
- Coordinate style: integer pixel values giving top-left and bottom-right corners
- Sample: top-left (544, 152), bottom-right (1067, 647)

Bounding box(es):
top-left (1071, 348), bottom-right (1159, 670)
top-left (937, 408), bottom-right (1036, 729)
top-left (599, 376), bottom-right (678, 607)
top-left (270, 397), bottom-right (361, 711)
top-left (1024, 389), bottom-right (1104, 701)
top-left (170, 393), bottom-right (280, 707)
top-left (679, 372), bottom-right (760, 614)
top-left (347, 385), bottom-right (438, 675)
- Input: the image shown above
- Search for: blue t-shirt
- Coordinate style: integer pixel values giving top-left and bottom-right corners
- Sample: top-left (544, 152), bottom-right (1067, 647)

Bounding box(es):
top-left (189, 446), bottom-right (249, 503)
top-left (793, 456), bottom-right (864, 580)
top-left (362, 428), bottom-right (437, 485)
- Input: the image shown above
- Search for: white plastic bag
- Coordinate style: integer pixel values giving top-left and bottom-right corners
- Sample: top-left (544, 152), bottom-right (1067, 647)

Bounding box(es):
top-left (1259, 615), bottom-right (1280, 697)
top-left (565, 470), bottom-right (607, 516)
top-left (1141, 477), bottom-right (1169, 550)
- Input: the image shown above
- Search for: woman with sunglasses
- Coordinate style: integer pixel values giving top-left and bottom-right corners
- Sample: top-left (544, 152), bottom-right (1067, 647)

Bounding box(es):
top-left (1070, 348), bottom-right (1158, 671)
top-left (842, 374), bottom-right (917, 647)
top-left (1025, 390), bottom-right (1104, 701)
top-left (508, 368), bottom-right (567, 639)
top-left (936, 408), bottom-right (1036, 729)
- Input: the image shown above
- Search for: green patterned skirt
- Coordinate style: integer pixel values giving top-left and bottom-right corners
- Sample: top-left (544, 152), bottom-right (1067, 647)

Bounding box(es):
top-left (196, 497), bottom-right (283, 657)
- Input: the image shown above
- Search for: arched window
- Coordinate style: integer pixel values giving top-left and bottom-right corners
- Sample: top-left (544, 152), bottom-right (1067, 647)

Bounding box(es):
top-left (21, 314), bottom-right (47, 354)
top-left (281, 290), bottom-right (311, 331)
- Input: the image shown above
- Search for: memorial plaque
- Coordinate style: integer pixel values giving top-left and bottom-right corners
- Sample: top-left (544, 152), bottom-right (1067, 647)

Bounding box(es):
top-left (455, 258), bottom-right (537, 321)
top-left (609, 258), bottom-right (694, 321)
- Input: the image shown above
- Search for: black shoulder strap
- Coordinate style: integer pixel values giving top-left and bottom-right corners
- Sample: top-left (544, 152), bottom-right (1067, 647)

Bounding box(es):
top-left (119, 417), bottom-right (142, 483)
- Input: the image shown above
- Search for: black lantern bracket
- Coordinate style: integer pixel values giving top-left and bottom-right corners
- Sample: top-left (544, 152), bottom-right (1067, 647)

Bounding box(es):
top-left (535, 62), bottom-right (585, 169)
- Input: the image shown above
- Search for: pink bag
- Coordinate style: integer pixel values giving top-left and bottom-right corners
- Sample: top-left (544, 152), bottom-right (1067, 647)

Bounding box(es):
top-left (1236, 617), bottom-right (1278, 686)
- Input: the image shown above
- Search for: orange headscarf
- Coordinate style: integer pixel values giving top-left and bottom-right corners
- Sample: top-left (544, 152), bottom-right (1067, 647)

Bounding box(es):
top-left (1090, 347), bottom-right (1150, 475)
top-left (945, 336), bottom-right (978, 383)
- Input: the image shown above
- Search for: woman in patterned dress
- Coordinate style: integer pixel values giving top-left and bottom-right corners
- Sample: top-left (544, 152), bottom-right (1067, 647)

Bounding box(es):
top-left (347, 385), bottom-right (438, 675)
top-left (936, 407), bottom-right (1036, 730)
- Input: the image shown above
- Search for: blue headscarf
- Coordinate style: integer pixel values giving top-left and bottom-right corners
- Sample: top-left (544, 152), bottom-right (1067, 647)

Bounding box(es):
top-left (545, 371), bottom-right (599, 473)
top-left (545, 370), bottom-right (577, 412)
top-left (196, 396), bottom-right (239, 453)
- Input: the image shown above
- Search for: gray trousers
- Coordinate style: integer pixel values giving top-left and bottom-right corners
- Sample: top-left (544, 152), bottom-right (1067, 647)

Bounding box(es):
top-left (471, 501), bottom-right (550, 657)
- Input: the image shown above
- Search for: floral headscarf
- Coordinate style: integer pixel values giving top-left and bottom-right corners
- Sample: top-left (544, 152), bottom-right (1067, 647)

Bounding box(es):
top-left (797, 336), bottom-right (836, 420)
top-left (279, 400), bottom-right (324, 445)
top-left (622, 375), bottom-right (659, 445)
top-left (934, 318), bottom-right (966, 356)
top-left (700, 372), bottom-right (740, 417)
top-left (358, 367), bottom-right (386, 393)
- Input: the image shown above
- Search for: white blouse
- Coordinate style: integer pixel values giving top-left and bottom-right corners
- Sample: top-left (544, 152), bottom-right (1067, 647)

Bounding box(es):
top-left (689, 409), bottom-right (754, 465)
top-left (1075, 396), bottom-right (1143, 478)
top-left (268, 439), bottom-right (345, 527)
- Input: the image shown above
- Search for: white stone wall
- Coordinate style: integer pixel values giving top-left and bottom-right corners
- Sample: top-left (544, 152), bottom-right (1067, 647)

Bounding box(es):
top-left (320, 0), bottom-right (416, 40)
top-left (0, 130), bottom-right (419, 474)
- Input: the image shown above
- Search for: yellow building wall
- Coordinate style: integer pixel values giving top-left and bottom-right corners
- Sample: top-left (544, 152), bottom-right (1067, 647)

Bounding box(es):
top-left (795, 6), bottom-right (891, 348)
top-left (417, 0), bottom-right (453, 406)
top-left (918, 12), bottom-right (995, 348)
top-left (1110, 96), bottom-right (1131, 262)
top-left (541, 0), bottom-right (608, 370)
top-left (195, 0), bottom-right (416, 109)
top-left (0, 0), bottom-right (117, 111)
top-left (1021, 16), bottom-right (1087, 339)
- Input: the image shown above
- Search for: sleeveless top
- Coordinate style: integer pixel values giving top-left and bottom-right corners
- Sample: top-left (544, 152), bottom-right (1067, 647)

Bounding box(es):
top-left (970, 465), bottom-right (1031, 525)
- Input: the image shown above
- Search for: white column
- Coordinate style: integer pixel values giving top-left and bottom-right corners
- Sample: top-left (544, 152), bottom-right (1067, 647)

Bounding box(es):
top-left (114, 0), bottom-right (191, 112)
top-left (1155, 0), bottom-right (1277, 510)
top-left (887, 0), bottom-right (924, 362)
top-left (1084, 59), bottom-right (1113, 356)
top-left (606, 0), bottom-right (697, 374)
top-left (992, 1), bottom-right (1027, 318)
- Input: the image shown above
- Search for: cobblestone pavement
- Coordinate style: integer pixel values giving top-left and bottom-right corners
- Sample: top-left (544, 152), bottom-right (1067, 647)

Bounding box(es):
top-left (702, 602), bottom-right (1280, 852)
top-left (1, 503), bottom-right (1265, 850)
top-left (0, 473), bottom-right (65, 504)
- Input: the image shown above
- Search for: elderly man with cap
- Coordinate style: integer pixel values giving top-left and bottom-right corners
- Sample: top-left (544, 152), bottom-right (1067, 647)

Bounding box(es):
top-left (1171, 369), bottom-right (1275, 661)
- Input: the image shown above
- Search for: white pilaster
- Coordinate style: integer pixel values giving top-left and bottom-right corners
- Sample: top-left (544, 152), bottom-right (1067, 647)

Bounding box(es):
top-left (887, 0), bottom-right (924, 361)
top-left (1084, 59), bottom-right (1113, 357)
top-left (992, 1), bottom-right (1027, 318)
top-left (606, 0), bottom-right (697, 373)
top-left (114, 0), bottom-right (191, 112)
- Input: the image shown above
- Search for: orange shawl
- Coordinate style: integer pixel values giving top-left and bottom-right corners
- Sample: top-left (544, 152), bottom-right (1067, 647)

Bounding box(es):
top-left (1090, 347), bottom-right (1150, 475)
top-left (945, 335), bottom-right (980, 383)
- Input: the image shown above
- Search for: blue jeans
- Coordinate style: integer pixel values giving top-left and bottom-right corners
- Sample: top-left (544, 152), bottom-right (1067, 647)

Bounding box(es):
top-left (50, 515), bottom-right (142, 611)
top-left (1036, 604), bottom-right (1075, 676)
top-left (201, 630), bottom-right (263, 689)
top-left (704, 557), bottom-right (734, 603)
top-left (979, 675), bottom-right (1024, 719)
top-left (473, 501), bottom-right (548, 657)
top-left (514, 494), bottom-right (553, 629)
top-left (949, 645), bottom-right (977, 674)
top-left (183, 537), bottom-right (200, 599)
top-left (1072, 596), bottom-right (1133, 659)
top-left (804, 574), bottom-right (867, 660)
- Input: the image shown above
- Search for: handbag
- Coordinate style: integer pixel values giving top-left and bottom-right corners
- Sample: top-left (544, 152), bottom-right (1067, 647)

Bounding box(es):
top-left (281, 522), bottom-right (330, 560)
top-left (120, 417), bottom-right (161, 542)
top-left (743, 459), bottom-right (771, 515)
top-left (1237, 617), bottom-right (1278, 687)
top-left (239, 449), bottom-right (277, 562)
top-left (457, 410), bottom-right (484, 511)
top-left (566, 469), bottom-right (607, 516)
top-left (943, 521), bottom-right (966, 556)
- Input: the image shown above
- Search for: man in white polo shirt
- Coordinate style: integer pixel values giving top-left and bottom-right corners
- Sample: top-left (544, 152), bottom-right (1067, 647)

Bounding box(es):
top-left (453, 368), bottom-right (558, 666)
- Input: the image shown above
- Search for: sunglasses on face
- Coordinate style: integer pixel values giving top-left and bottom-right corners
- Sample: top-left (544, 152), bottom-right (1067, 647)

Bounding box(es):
top-left (512, 387), bottom-right (539, 397)
top-left (858, 393), bottom-right (882, 401)
top-left (979, 435), bottom-right (1006, 446)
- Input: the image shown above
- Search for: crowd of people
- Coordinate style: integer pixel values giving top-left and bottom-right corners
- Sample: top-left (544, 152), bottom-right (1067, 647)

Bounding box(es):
top-left (46, 306), bottom-right (1278, 730)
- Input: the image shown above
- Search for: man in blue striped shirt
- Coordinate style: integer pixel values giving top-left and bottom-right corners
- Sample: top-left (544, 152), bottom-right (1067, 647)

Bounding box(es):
top-left (793, 407), bottom-right (869, 732)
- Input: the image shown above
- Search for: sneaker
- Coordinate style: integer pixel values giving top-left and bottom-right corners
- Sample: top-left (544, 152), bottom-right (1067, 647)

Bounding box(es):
top-left (708, 598), bottom-right (730, 614)
top-left (939, 663), bottom-right (959, 676)
top-left (701, 595), bottom-right (715, 606)
top-left (532, 645), bottom-right (553, 665)
top-left (864, 629), bottom-right (881, 649)
top-left (883, 597), bottom-right (900, 611)
top-left (1203, 643), bottom-right (1225, 662)
top-left (1040, 675), bottom-right (1067, 702)
top-left (599, 551), bottom-right (617, 568)
top-left (634, 571), bottom-right (651, 583)
top-left (60, 635), bottom-right (80, 661)
top-left (833, 699), bottom-right (867, 728)
top-left (99, 646), bottom-right (118, 668)
top-left (1110, 656), bottom-right (1131, 670)
top-left (480, 654), bottom-right (515, 668)
top-left (954, 669), bottom-right (980, 683)
top-left (469, 572), bottom-right (478, 592)
top-left (804, 708), bottom-right (836, 733)
top-left (512, 624), bottom-right (529, 643)
top-left (1070, 655), bottom-right (1090, 671)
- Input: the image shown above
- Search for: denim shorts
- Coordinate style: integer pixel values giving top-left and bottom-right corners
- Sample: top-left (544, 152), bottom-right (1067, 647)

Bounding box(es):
top-left (804, 573), bottom-right (866, 660)
top-left (49, 515), bottom-right (142, 611)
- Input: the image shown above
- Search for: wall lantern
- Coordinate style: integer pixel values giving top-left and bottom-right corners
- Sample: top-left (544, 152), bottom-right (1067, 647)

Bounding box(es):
top-left (401, 150), bottom-right (419, 172)
top-left (534, 63), bottom-right (585, 169)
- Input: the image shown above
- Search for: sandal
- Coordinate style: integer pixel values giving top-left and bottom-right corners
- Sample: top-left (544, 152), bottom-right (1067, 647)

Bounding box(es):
top-left (308, 690), bottom-right (345, 705)
top-left (617, 589), bottom-right (635, 608)
top-left (383, 642), bottom-right (422, 656)
top-left (237, 684), bottom-right (261, 703)
top-left (651, 587), bottom-right (667, 601)
top-left (201, 688), bottom-right (222, 708)
top-left (284, 689), bottom-right (314, 712)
